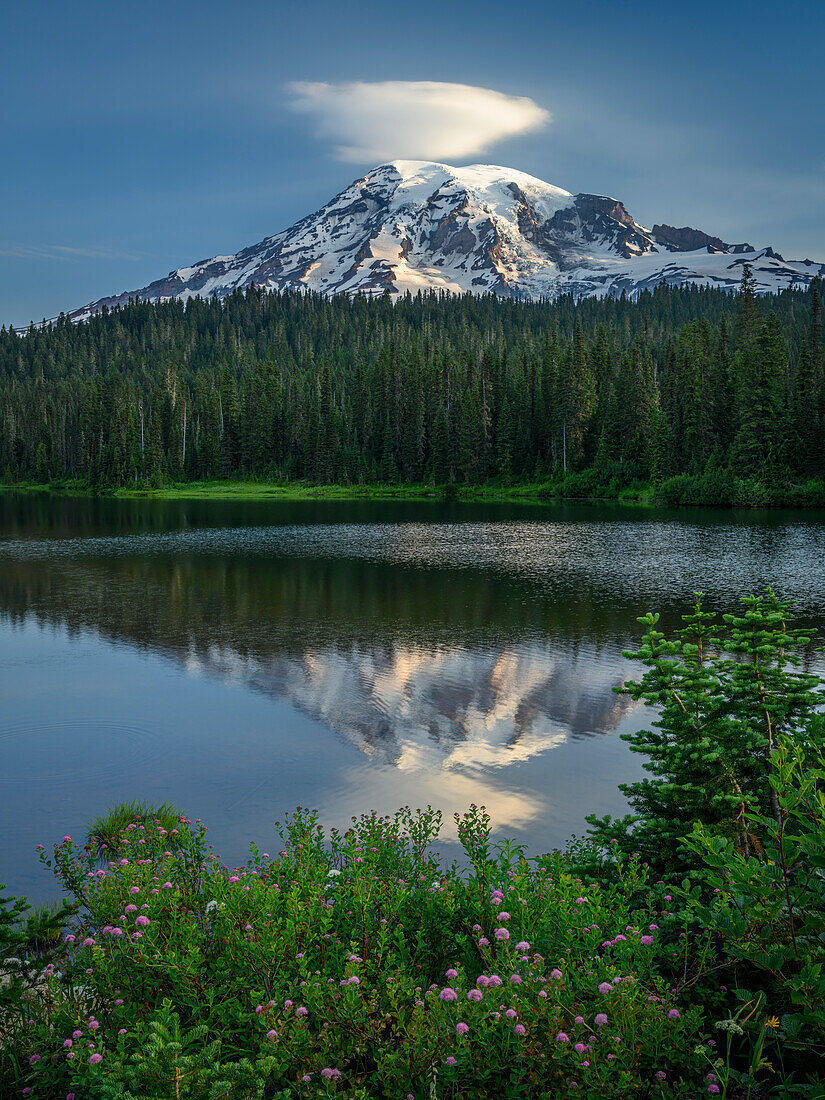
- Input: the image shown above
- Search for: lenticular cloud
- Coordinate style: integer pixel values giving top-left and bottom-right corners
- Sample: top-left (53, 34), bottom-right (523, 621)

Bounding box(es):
top-left (287, 81), bottom-right (550, 163)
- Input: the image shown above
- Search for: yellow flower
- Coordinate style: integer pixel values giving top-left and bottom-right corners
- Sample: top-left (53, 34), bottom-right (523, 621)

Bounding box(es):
top-left (765, 1016), bottom-right (780, 1029)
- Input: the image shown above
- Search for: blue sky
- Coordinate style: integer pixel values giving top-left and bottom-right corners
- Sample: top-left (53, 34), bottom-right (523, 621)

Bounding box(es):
top-left (2, 0), bottom-right (823, 326)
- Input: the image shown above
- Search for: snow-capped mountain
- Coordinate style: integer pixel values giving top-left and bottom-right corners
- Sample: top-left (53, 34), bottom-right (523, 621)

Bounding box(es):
top-left (70, 160), bottom-right (824, 319)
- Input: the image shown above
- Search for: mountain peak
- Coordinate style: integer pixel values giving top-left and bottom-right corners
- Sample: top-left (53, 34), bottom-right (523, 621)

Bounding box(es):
top-left (66, 162), bottom-right (824, 323)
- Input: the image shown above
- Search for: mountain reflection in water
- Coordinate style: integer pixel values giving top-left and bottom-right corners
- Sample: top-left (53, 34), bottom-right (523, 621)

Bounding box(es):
top-left (2, 496), bottom-right (824, 900)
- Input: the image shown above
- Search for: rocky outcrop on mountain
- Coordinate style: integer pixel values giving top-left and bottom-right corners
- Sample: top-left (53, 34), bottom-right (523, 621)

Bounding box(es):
top-left (66, 160), bottom-right (824, 322)
top-left (651, 224), bottom-right (754, 254)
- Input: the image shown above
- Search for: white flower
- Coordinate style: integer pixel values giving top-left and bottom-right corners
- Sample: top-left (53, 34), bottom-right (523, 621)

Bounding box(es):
top-left (205, 899), bottom-right (218, 913)
top-left (714, 1019), bottom-right (744, 1036)
top-left (327, 869), bottom-right (342, 879)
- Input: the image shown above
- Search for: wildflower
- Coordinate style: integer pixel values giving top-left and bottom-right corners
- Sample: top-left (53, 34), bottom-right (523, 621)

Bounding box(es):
top-left (510, 974), bottom-right (522, 984)
top-left (574, 1042), bottom-right (586, 1053)
top-left (456, 1022), bottom-right (469, 1036)
top-left (656, 1071), bottom-right (667, 1081)
top-left (598, 982), bottom-right (612, 994)
top-left (445, 968), bottom-right (458, 979)
top-left (63, 1039), bottom-right (72, 1048)
top-left (556, 1032), bottom-right (570, 1042)
top-left (62, 835), bottom-right (72, 843)
top-left (445, 1056), bottom-right (457, 1066)
top-left (296, 1006), bottom-right (308, 1016)
top-left (594, 1013), bottom-right (608, 1027)
top-left (668, 1009), bottom-right (681, 1020)
top-left (347, 976), bottom-right (360, 985)
top-left (640, 935), bottom-right (653, 945)
top-left (29, 1055), bottom-right (40, 1065)
top-left (515, 941), bottom-right (530, 951)
top-left (514, 1024), bottom-right (527, 1036)
top-left (550, 968), bottom-right (563, 980)
top-left (125, 904), bottom-right (137, 913)
top-left (129, 886), bottom-right (139, 894)
top-left (440, 988), bottom-right (458, 1002)
top-left (505, 1008), bottom-right (517, 1019)
top-left (320, 1067), bottom-right (341, 1080)
top-left (72, 1030), bottom-right (82, 1039)
top-left (89, 1053), bottom-right (103, 1065)
top-left (134, 915), bottom-right (150, 927)
top-left (265, 1030), bottom-right (277, 1039)
top-left (478, 936), bottom-right (490, 946)
top-left (82, 937), bottom-right (95, 948)
top-left (497, 911), bottom-right (510, 921)
top-left (467, 989), bottom-right (482, 1002)
top-left (714, 1018), bottom-right (743, 1035)
top-left (765, 1016), bottom-right (780, 1028)
top-left (118, 1029), bottom-right (126, 1035)
top-left (494, 928), bottom-right (510, 941)
top-left (708, 1087), bottom-right (720, 1095)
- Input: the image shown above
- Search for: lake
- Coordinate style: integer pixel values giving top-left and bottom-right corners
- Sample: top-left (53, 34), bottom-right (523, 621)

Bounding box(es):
top-left (2, 493), bottom-right (824, 903)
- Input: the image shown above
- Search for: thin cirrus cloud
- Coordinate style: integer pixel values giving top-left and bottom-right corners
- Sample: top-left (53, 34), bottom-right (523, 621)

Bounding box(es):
top-left (286, 81), bottom-right (551, 164)
top-left (0, 243), bottom-right (142, 262)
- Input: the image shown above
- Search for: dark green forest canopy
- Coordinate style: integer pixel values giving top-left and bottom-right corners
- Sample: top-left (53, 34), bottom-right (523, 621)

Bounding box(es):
top-left (1, 277), bottom-right (823, 489)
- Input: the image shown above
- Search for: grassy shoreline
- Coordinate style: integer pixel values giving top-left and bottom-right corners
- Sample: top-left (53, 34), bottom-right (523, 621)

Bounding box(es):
top-left (0, 477), bottom-right (654, 506)
top-left (3, 471), bottom-right (825, 509)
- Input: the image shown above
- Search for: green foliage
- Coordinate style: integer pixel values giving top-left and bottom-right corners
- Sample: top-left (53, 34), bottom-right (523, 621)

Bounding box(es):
top-left (1, 280), bottom-right (823, 498)
top-left (0, 884), bottom-right (74, 1093)
top-left (683, 732), bottom-right (825, 1079)
top-left (21, 805), bottom-right (709, 1098)
top-left (87, 799), bottom-right (182, 855)
top-left (587, 590), bottom-right (822, 872)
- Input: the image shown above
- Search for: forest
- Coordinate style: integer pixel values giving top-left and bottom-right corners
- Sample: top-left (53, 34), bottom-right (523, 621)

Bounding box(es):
top-left (1, 268), bottom-right (823, 505)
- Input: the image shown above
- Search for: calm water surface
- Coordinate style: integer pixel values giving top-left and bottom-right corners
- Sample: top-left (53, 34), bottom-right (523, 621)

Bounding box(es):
top-left (2, 494), bottom-right (824, 901)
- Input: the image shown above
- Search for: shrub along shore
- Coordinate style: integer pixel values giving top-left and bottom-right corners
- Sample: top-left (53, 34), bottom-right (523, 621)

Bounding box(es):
top-left (2, 590), bottom-right (824, 1098)
top-left (3, 467), bottom-right (825, 509)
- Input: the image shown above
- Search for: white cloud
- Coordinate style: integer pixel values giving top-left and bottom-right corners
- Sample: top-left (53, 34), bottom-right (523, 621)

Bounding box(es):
top-left (0, 243), bottom-right (141, 262)
top-left (286, 81), bottom-right (550, 164)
